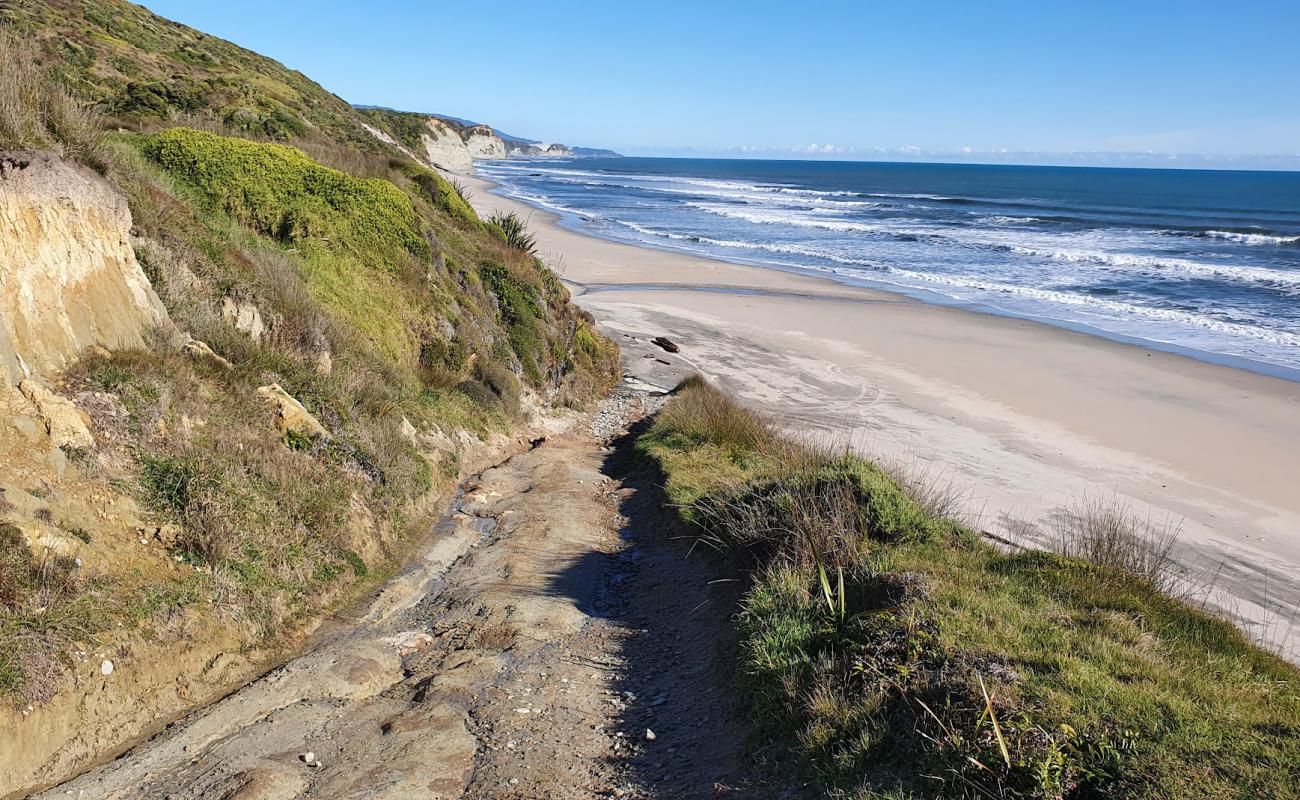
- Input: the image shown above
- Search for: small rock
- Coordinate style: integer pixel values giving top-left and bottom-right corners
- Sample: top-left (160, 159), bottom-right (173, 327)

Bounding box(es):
top-left (18, 380), bottom-right (94, 450)
top-left (221, 291), bottom-right (267, 342)
top-left (100, 659), bottom-right (113, 676)
top-left (256, 383), bottom-right (329, 440)
top-left (650, 336), bottom-right (680, 353)
top-left (178, 335), bottom-right (232, 370)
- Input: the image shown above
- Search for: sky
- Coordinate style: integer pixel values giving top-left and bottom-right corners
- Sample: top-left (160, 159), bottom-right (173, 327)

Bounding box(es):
top-left (144, 0), bottom-right (1300, 168)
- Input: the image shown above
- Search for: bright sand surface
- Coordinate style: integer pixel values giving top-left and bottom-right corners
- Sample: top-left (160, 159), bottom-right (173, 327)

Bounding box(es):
top-left (460, 171), bottom-right (1300, 657)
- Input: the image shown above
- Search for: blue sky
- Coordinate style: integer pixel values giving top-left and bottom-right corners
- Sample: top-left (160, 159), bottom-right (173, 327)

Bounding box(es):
top-left (145, 0), bottom-right (1300, 167)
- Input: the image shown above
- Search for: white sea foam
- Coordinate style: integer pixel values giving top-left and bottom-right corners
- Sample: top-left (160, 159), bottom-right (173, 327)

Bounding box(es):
top-left (975, 215), bottom-right (1042, 225)
top-left (1200, 230), bottom-right (1300, 245)
top-left (1005, 245), bottom-right (1300, 289)
top-left (685, 202), bottom-right (894, 234)
top-left (880, 268), bottom-right (1300, 348)
top-left (496, 190), bottom-right (589, 218)
top-left (611, 218), bottom-right (884, 269)
top-left (483, 162), bottom-right (1300, 370)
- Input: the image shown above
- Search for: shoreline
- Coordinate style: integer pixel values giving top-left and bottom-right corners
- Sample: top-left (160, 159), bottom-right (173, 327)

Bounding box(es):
top-left (460, 169), bottom-right (1300, 657)
top-left (481, 164), bottom-right (1300, 384)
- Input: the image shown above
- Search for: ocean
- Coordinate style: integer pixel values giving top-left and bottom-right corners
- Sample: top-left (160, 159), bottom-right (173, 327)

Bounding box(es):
top-left (476, 157), bottom-right (1300, 377)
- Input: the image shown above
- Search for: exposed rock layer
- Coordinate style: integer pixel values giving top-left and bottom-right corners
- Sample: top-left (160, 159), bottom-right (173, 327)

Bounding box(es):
top-left (418, 118), bottom-right (476, 172)
top-left (0, 152), bottom-right (167, 387)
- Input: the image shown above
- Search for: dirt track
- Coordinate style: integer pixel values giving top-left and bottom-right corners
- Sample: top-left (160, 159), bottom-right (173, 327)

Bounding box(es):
top-left (38, 391), bottom-right (795, 799)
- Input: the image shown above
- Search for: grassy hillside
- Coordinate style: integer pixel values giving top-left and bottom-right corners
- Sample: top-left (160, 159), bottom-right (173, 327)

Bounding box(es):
top-left (1, 0), bottom-right (373, 145)
top-left (0, 3), bottom-right (618, 712)
top-left (357, 107), bottom-right (443, 154)
top-left (638, 377), bottom-right (1300, 800)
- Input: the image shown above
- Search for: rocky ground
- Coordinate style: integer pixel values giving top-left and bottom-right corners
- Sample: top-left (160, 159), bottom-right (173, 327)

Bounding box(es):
top-left (37, 388), bottom-right (801, 800)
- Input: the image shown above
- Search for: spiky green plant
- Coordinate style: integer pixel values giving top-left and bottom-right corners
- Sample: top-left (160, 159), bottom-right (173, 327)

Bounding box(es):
top-left (487, 211), bottom-right (538, 255)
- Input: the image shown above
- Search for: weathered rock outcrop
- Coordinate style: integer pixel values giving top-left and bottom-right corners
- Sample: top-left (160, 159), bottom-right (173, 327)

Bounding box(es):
top-left (0, 152), bottom-right (167, 387)
top-left (18, 379), bottom-right (94, 449)
top-left (503, 140), bottom-right (574, 158)
top-left (221, 290), bottom-right (267, 341)
top-left (419, 118), bottom-right (475, 173)
top-left (257, 383), bottom-right (330, 440)
top-left (463, 124), bottom-right (507, 160)
top-left (361, 111), bottom-right (616, 174)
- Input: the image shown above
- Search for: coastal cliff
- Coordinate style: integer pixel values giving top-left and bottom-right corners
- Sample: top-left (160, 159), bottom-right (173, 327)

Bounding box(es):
top-left (358, 107), bottom-right (614, 173)
top-left (3, 1), bottom-right (1297, 798)
top-left (0, 3), bottom-right (618, 791)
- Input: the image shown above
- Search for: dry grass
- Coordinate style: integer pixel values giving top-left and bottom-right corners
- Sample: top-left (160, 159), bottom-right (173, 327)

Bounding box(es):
top-left (881, 453), bottom-right (978, 526)
top-left (657, 374), bottom-right (777, 452)
top-left (0, 523), bottom-right (107, 705)
top-left (0, 33), bottom-right (105, 169)
top-left (642, 376), bottom-right (951, 570)
top-left (1052, 493), bottom-right (1182, 594)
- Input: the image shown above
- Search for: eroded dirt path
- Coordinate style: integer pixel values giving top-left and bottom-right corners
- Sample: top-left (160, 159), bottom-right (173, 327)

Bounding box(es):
top-left (39, 393), bottom-right (786, 800)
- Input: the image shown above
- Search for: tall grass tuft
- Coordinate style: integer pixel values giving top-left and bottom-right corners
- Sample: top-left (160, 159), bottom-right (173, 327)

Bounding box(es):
top-left (0, 33), bottom-right (105, 170)
top-left (656, 374), bottom-right (775, 451)
top-left (487, 210), bottom-right (538, 255)
top-left (1053, 493), bottom-right (1182, 594)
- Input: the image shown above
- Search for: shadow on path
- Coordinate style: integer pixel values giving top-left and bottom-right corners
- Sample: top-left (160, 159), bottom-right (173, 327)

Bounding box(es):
top-left (547, 416), bottom-right (807, 798)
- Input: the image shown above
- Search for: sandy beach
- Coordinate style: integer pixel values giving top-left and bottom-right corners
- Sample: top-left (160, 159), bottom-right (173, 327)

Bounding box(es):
top-left (461, 171), bottom-right (1300, 656)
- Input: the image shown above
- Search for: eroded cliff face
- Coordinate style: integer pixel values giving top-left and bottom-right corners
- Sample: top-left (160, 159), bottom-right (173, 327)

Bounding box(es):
top-left (0, 152), bottom-right (167, 387)
top-left (504, 141), bottom-right (574, 158)
top-left (464, 124), bottom-right (507, 160)
top-left (418, 117), bottom-right (475, 172)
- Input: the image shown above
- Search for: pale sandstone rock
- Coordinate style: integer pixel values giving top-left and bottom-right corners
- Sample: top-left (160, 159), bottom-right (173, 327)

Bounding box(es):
top-left (256, 383), bottom-right (329, 439)
top-left (419, 118), bottom-right (473, 173)
top-left (463, 125), bottom-right (507, 160)
top-left (315, 349), bottom-right (332, 376)
top-left (179, 335), bottom-right (233, 370)
top-left (18, 379), bottom-right (93, 449)
top-left (220, 292), bottom-right (267, 341)
top-left (399, 415), bottom-right (419, 445)
top-left (0, 152), bottom-right (167, 387)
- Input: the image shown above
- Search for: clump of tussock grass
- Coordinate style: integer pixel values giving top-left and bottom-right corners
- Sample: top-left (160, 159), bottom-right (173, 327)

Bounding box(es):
top-left (882, 453), bottom-right (978, 526)
top-left (1053, 493), bottom-right (1182, 594)
top-left (637, 374), bottom-right (1300, 800)
top-left (487, 210), bottom-right (538, 255)
top-left (656, 373), bottom-right (775, 451)
top-left (0, 32), bottom-right (105, 170)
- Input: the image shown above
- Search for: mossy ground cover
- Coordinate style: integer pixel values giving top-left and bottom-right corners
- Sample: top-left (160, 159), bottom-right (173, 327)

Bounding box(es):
top-left (637, 378), bottom-right (1300, 799)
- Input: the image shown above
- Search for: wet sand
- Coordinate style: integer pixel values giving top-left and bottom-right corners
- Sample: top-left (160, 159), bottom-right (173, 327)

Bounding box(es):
top-left (462, 171), bottom-right (1300, 657)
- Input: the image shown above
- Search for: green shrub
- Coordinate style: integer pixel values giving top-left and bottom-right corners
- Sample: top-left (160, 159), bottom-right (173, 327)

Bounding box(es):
top-left (410, 169), bottom-right (480, 227)
top-left (477, 260), bottom-right (547, 380)
top-left (143, 127), bottom-right (429, 265)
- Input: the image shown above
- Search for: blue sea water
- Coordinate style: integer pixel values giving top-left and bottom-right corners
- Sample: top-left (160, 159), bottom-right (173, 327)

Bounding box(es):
top-left (477, 157), bottom-right (1300, 376)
